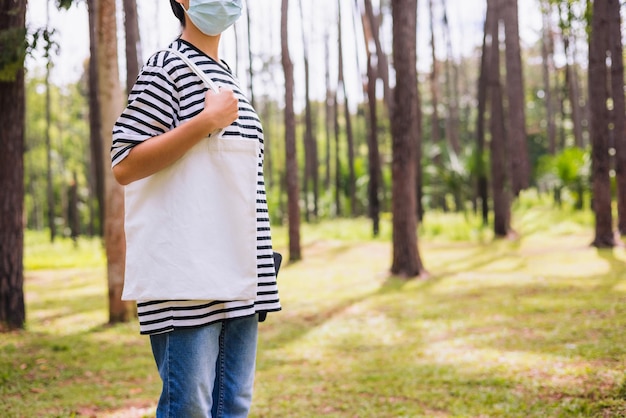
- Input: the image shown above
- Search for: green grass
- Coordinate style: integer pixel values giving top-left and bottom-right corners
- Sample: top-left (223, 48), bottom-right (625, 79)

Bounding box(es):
top-left (2, 203), bottom-right (625, 417)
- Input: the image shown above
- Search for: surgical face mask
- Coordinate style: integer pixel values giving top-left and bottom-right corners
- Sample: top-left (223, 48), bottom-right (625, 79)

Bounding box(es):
top-left (184, 0), bottom-right (243, 36)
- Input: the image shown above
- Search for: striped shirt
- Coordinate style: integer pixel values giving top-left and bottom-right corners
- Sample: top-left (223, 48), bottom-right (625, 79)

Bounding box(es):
top-left (111, 39), bottom-right (280, 335)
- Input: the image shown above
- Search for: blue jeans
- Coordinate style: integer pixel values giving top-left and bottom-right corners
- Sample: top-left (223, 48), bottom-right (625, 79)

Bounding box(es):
top-left (150, 315), bottom-right (258, 418)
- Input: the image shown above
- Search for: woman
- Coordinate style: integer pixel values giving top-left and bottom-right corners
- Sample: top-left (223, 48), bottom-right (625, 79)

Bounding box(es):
top-left (110, 1), bottom-right (280, 416)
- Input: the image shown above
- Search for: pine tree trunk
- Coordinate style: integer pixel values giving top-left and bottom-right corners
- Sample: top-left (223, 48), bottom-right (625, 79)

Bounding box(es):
top-left (502, 0), bottom-right (528, 195)
top-left (476, 0), bottom-right (494, 225)
top-left (488, 0), bottom-right (511, 237)
top-left (94, 0), bottom-right (131, 322)
top-left (541, 0), bottom-right (557, 155)
top-left (0, 0), bottom-right (27, 331)
top-left (337, 0), bottom-right (356, 216)
top-left (589, 0), bottom-right (614, 248)
top-left (390, 0), bottom-right (424, 277)
top-left (609, 0), bottom-right (626, 236)
top-left (123, 0), bottom-right (141, 95)
top-left (281, 0), bottom-right (301, 261)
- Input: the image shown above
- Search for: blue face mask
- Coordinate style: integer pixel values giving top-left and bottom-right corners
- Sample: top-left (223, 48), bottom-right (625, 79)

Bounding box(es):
top-left (184, 0), bottom-right (243, 36)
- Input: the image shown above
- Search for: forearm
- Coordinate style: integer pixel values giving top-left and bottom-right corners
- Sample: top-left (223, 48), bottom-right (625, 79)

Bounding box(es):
top-left (113, 114), bottom-right (217, 186)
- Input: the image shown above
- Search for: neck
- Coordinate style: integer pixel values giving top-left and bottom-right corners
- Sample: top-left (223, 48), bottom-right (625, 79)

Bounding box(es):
top-left (180, 25), bottom-right (221, 61)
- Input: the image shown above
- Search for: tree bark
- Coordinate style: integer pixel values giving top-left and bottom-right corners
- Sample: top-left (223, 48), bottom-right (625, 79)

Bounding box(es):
top-left (87, 0), bottom-right (104, 237)
top-left (502, 0), bottom-right (529, 195)
top-left (609, 0), bottom-right (626, 236)
top-left (0, 0), bottom-right (27, 331)
top-left (390, 0), bottom-right (424, 277)
top-left (487, 0), bottom-right (511, 237)
top-left (93, 0), bottom-right (131, 322)
top-left (123, 0), bottom-right (141, 95)
top-left (475, 0), bottom-right (494, 225)
top-left (540, 0), bottom-right (557, 155)
top-left (362, 14), bottom-right (381, 237)
top-left (588, 0), bottom-right (614, 247)
top-left (337, 0), bottom-right (357, 216)
top-left (281, 0), bottom-right (301, 261)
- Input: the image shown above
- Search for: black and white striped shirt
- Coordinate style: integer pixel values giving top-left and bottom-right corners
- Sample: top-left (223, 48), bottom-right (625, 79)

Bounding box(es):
top-left (111, 39), bottom-right (280, 335)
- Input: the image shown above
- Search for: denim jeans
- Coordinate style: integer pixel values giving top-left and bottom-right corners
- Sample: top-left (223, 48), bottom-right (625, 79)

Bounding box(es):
top-left (150, 315), bottom-right (259, 418)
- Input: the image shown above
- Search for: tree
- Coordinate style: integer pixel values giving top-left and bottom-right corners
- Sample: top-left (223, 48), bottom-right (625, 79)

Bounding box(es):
top-left (281, 0), bottom-right (301, 261)
top-left (337, 0), bottom-right (357, 216)
top-left (122, 0), bottom-right (141, 95)
top-left (608, 0), bottom-right (626, 236)
top-left (475, 0), bottom-right (494, 225)
top-left (588, 0), bottom-right (614, 248)
top-left (89, 0), bottom-right (130, 321)
top-left (0, 0), bottom-right (27, 331)
top-left (540, 0), bottom-right (557, 155)
top-left (487, 0), bottom-right (511, 237)
top-left (390, 0), bottom-right (425, 277)
top-left (360, 1), bottom-right (382, 236)
top-left (502, 0), bottom-right (529, 195)
top-left (298, 0), bottom-right (318, 221)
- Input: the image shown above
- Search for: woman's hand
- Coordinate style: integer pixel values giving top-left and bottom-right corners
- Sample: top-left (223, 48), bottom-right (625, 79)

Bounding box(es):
top-left (199, 87), bottom-right (239, 136)
top-left (112, 87), bottom-right (240, 186)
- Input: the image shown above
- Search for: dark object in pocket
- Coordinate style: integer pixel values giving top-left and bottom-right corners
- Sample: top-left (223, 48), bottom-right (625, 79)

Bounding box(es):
top-left (258, 252), bottom-right (282, 323)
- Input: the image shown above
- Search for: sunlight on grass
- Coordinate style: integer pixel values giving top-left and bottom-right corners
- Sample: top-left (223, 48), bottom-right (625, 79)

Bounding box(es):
top-left (4, 205), bottom-right (626, 417)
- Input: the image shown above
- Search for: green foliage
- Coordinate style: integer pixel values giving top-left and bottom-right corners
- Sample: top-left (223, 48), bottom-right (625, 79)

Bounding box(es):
top-left (0, 27), bottom-right (27, 82)
top-left (536, 147), bottom-right (590, 208)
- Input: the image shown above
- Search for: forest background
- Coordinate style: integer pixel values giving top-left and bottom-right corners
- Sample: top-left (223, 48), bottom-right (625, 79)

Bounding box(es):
top-left (1, 0), bottom-right (626, 415)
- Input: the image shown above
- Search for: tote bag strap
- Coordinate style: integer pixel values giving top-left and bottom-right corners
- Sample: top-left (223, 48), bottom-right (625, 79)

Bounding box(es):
top-left (166, 48), bottom-right (225, 138)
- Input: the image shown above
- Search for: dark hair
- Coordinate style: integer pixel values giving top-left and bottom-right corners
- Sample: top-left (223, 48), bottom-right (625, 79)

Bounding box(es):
top-left (170, 0), bottom-right (186, 27)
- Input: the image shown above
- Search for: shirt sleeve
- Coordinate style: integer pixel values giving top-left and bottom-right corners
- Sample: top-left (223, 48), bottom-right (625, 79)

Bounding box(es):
top-left (111, 62), bottom-right (179, 168)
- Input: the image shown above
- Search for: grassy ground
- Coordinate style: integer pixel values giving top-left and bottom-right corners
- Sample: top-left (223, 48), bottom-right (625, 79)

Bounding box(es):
top-left (2, 199), bottom-right (625, 417)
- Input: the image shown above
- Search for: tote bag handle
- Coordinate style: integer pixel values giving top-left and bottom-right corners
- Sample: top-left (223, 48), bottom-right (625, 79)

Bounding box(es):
top-left (166, 48), bottom-right (225, 138)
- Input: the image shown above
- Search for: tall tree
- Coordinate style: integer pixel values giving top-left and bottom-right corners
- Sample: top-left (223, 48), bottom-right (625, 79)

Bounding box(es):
top-left (502, 0), bottom-right (529, 195)
top-left (588, 0), bottom-right (614, 247)
top-left (281, 0), bottom-right (301, 261)
top-left (122, 0), bottom-right (141, 95)
top-left (298, 0), bottom-right (318, 221)
top-left (0, 0), bottom-right (27, 331)
top-left (45, 1), bottom-right (57, 242)
top-left (87, 0), bottom-right (104, 237)
top-left (475, 0), bottom-right (494, 225)
top-left (90, 0), bottom-right (131, 321)
top-left (541, 0), bottom-right (557, 155)
top-left (360, 1), bottom-right (382, 236)
top-left (428, 0), bottom-right (445, 210)
top-left (487, 0), bottom-right (511, 237)
top-left (390, 0), bottom-right (424, 277)
top-left (609, 0), bottom-right (626, 236)
top-left (337, 0), bottom-right (357, 216)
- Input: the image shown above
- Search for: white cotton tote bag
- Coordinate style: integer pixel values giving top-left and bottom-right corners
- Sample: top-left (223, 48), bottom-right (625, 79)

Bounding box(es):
top-left (121, 49), bottom-right (259, 301)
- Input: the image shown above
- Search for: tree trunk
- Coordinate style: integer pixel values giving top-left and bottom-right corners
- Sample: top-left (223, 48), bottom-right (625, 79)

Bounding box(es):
top-left (476, 0), bottom-right (494, 225)
top-left (588, 0), bottom-right (614, 247)
top-left (123, 0), bottom-right (141, 95)
top-left (0, 0), bottom-right (27, 331)
top-left (502, 0), bottom-right (529, 195)
top-left (281, 0), bottom-right (301, 261)
top-left (488, 0), bottom-right (511, 237)
top-left (337, 0), bottom-right (356, 216)
top-left (541, 0), bottom-right (557, 155)
top-left (559, 3), bottom-right (585, 149)
top-left (334, 91), bottom-right (342, 217)
top-left (362, 12), bottom-right (381, 237)
top-left (609, 0), bottom-right (626, 236)
top-left (390, 0), bottom-right (424, 277)
top-left (245, 0), bottom-right (255, 110)
top-left (364, 0), bottom-right (393, 118)
top-left (93, 0), bottom-right (131, 322)
top-left (428, 0), bottom-right (445, 211)
top-left (298, 0), bottom-right (318, 221)
top-left (324, 31), bottom-right (332, 192)
top-left (87, 0), bottom-right (104, 237)
top-left (441, 0), bottom-right (461, 157)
